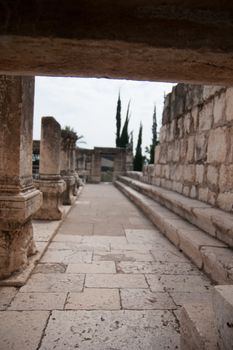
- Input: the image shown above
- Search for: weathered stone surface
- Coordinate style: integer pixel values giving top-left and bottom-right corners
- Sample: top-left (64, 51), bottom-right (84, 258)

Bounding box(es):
top-left (40, 310), bottom-right (179, 350)
top-left (66, 288), bottom-right (120, 310)
top-left (41, 249), bottom-right (92, 263)
top-left (207, 128), bottom-right (228, 163)
top-left (199, 101), bottom-right (213, 131)
top-left (170, 292), bottom-right (212, 307)
top-left (120, 289), bottom-right (176, 310)
top-left (213, 285), bottom-right (233, 350)
top-left (0, 287), bottom-right (18, 310)
top-left (195, 133), bottom-right (208, 161)
top-left (66, 261), bottom-right (116, 274)
top-left (180, 304), bottom-right (218, 350)
top-left (213, 93), bottom-right (225, 125)
top-left (85, 273), bottom-right (148, 288)
top-left (0, 76), bottom-right (42, 279)
top-left (156, 274), bottom-right (212, 293)
top-left (93, 250), bottom-right (154, 262)
top-left (20, 273), bottom-right (85, 292)
top-left (9, 292), bottom-right (66, 310)
top-left (201, 246), bottom-right (233, 284)
top-left (225, 88), bottom-right (233, 121)
top-left (0, 311), bottom-right (49, 350)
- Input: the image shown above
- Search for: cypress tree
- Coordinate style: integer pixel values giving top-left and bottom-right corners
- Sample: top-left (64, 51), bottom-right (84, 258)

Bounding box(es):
top-left (115, 92), bottom-right (121, 147)
top-left (119, 101), bottom-right (130, 148)
top-left (149, 104), bottom-right (158, 164)
top-left (133, 123), bottom-right (143, 171)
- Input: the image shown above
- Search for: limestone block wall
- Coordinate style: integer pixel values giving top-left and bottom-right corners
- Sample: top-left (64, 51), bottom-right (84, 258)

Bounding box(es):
top-left (152, 84), bottom-right (233, 212)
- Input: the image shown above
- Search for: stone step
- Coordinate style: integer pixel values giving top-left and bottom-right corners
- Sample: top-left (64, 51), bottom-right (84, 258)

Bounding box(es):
top-left (115, 180), bottom-right (233, 284)
top-left (213, 285), bottom-right (233, 350)
top-left (118, 175), bottom-right (233, 248)
top-left (180, 303), bottom-right (218, 350)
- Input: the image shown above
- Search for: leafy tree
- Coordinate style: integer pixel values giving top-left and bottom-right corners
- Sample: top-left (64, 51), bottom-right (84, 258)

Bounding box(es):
top-left (133, 123), bottom-right (143, 171)
top-left (115, 92), bottom-right (121, 147)
top-left (119, 101), bottom-right (130, 148)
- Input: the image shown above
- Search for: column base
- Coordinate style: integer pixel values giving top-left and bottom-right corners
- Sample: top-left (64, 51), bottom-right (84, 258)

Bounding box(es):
top-left (34, 179), bottom-right (66, 220)
top-left (62, 175), bottom-right (76, 205)
top-left (0, 188), bottom-right (42, 279)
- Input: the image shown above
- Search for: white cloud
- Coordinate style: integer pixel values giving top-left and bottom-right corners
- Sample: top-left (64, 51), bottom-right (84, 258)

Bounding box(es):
top-left (33, 77), bottom-right (174, 152)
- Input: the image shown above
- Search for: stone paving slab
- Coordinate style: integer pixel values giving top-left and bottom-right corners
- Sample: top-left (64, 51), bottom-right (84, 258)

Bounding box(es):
top-left (66, 261), bottom-right (116, 274)
top-left (58, 221), bottom-right (94, 235)
top-left (93, 222), bottom-right (125, 236)
top-left (20, 273), bottom-right (85, 293)
top-left (93, 249), bottom-right (154, 262)
top-left (151, 249), bottom-right (188, 262)
top-left (48, 241), bottom-right (110, 251)
top-left (41, 249), bottom-right (92, 264)
top-left (0, 287), bottom-right (18, 310)
top-left (39, 310), bottom-right (180, 350)
top-left (66, 288), bottom-right (120, 310)
top-left (117, 261), bottom-right (200, 275)
top-left (85, 273), bottom-right (148, 289)
top-left (170, 291), bottom-right (212, 307)
top-left (0, 311), bottom-right (49, 350)
top-left (33, 263), bottom-right (67, 274)
top-left (154, 274), bottom-right (212, 293)
top-left (120, 289), bottom-right (176, 310)
top-left (8, 292), bottom-right (67, 310)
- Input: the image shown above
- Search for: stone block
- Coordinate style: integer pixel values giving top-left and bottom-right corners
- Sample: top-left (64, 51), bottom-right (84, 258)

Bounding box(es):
top-left (199, 100), bottom-right (213, 131)
top-left (154, 144), bottom-right (160, 163)
top-left (183, 112), bottom-right (192, 134)
top-left (66, 261), bottom-right (116, 274)
top-left (85, 273), bottom-right (148, 288)
top-left (213, 92), bottom-right (226, 125)
top-left (196, 164), bottom-right (205, 184)
top-left (172, 140), bottom-right (180, 162)
top-left (9, 292), bottom-right (67, 310)
top-left (207, 165), bottom-right (218, 188)
top-left (186, 136), bottom-right (195, 162)
top-left (203, 86), bottom-right (224, 100)
top-left (198, 187), bottom-right (209, 202)
top-left (172, 181), bottom-right (183, 193)
top-left (159, 126), bottom-right (167, 143)
top-left (190, 186), bottom-right (197, 198)
top-left (154, 164), bottom-right (161, 176)
top-left (225, 87), bottom-right (233, 121)
top-left (183, 186), bottom-right (190, 196)
top-left (177, 117), bottom-right (184, 138)
top-left (216, 192), bottom-right (233, 212)
top-left (0, 287), bottom-right (18, 310)
top-left (159, 144), bottom-right (168, 164)
top-left (180, 139), bottom-right (187, 160)
top-left (195, 133), bottom-right (208, 161)
top-left (192, 106), bottom-right (199, 130)
top-left (0, 311), bottom-right (49, 350)
top-left (184, 165), bottom-right (195, 182)
top-left (180, 304), bottom-right (218, 350)
top-left (66, 288), bottom-right (120, 310)
top-left (219, 165), bottom-right (233, 192)
top-left (120, 289), bottom-right (176, 310)
top-left (207, 128), bottom-right (228, 163)
top-left (213, 285), bottom-right (233, 350)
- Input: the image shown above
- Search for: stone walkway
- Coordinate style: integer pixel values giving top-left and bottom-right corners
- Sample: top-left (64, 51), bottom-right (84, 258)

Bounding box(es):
top-left (0, 184), bottom-right (214, 350)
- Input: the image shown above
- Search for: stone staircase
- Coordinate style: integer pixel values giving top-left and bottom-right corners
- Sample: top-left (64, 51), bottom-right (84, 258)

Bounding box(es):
top-left (115, 174), bottom-right (233, 349)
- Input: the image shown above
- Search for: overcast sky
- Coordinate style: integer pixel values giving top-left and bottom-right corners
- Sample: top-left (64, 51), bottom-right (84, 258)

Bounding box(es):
top-left (33, 77), bottom-right (174, 152)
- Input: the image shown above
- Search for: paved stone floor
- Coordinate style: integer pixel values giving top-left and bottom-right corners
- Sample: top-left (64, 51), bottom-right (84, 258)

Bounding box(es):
top-left (0, 183), bottom-right (214, 350)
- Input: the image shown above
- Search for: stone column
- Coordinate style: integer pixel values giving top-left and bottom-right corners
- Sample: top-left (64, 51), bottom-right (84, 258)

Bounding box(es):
top-left (60, 132), bottom-right (76, 205)
top-left (70, 139), bottom-right (80, 195)
top-left (0, 76), bottom-right (42, 279)
top-left (34, 117), bottom-right (66, 220)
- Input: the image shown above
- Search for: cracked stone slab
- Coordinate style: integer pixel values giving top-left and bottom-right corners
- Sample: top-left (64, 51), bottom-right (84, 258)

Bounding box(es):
top-left (85, 273), bottom-right (148, 289)
top-left (170, 291), bottom-right (212, 307)
top-left (66, 261), bottom-right (116, 274)
top-left (39, 310), bottom-right (180, 350)
top-left (33, 263), bottom-right (67, 274)
top-left (0, 287), bottom-right (18, 310)
top-left (8, 292), bottom-right (67, 310)
top-left (20, 273), bottom-right (85, 293)
top-left (117, 261), bottom-right (200, 275)
top-left (0, 311), bottom-right (49, 350)
top-left (66, 288), bottom-right (120, 310)
top-left (151, 249), bottom-right (188, 263)
top-left (146, 274), bottom-right (213, 293)
top-left (93, 249), bottom-right (154, 262)
top-left (120, 289), bottom-right (176, 310)
top-left (48, 241), bottom-right (110, 251)
top-left (41, 249), bottom-right (92, 264)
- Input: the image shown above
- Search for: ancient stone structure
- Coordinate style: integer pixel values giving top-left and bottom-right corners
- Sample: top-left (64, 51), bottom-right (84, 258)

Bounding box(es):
top-left (76, 147), bottom-right (133, 183)
top-left (60, 129), bottom-right (77, 205)
top-left (1, 3), bottom-right (233, 85)
top-left (141, 84), bottom-right (233, 212)
top-left (0, 76), bottom-right (42, 279)
top-left (34, 117), bottom-right (66, 220)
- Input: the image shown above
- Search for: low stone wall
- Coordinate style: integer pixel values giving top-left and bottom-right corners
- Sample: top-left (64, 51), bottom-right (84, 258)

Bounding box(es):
top-left (151, 84), bottom-right (233, 212)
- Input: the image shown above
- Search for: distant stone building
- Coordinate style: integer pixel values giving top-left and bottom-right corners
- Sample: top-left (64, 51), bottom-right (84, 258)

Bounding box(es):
top-left (76, 147), bottom-right (133, 183)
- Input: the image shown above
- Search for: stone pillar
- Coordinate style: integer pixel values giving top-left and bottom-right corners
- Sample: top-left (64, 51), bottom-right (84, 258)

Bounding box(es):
top-left (60, 132), bottom-right (76, 205)
top-left (34, 117), bottom-right (66, 220)
top-left (0, 76), bottom-right (42, 279)
top-left (70, 139), bottom-right (80, 195)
